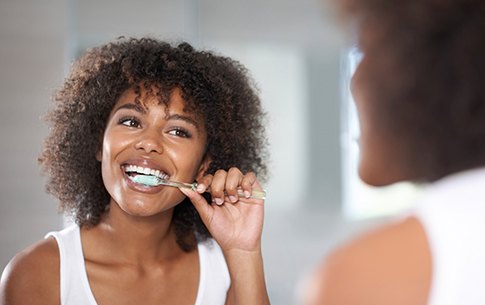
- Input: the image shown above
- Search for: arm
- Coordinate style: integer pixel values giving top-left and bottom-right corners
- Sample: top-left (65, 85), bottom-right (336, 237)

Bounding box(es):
top-left (0, 238), bottom-right (60, 305)
top-left (180, 168), bottom-right (270, 305)
top-left (223, 247), bottom-right (269, 305)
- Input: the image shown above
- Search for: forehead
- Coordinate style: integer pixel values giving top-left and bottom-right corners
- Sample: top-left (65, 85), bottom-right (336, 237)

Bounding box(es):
top-left (115, 87), bottom-right (190, 114)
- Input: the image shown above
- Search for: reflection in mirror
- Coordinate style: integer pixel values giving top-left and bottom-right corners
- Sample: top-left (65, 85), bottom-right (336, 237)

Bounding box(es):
top-left (341, 48), bottom-right (423, 220)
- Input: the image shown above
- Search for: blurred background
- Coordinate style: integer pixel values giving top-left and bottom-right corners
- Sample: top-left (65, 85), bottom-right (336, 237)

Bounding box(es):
top-left (0, 0), bottom-right (421, 304)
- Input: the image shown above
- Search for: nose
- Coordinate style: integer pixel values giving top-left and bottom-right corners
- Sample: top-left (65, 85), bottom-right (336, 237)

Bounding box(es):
top-left (134, 128), bottom-right (164, 154)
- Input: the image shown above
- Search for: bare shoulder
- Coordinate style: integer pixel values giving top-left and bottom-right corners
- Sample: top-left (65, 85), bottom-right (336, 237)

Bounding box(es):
top-left (0, 237), bottom-right (60, 305)
top-left (305, 216), bottom-right (431, 305)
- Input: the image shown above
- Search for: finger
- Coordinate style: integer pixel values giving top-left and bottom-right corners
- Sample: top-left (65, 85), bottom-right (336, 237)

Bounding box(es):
top-left (179, 188), bottom-right (213, 224)
top-left (210, 169), bottom-right (228, 205)
top-left (196, 174), bottom-right (213, 193)
top-left (241, 171), bottom-right (258, 199)
top-left (225, 167), bottom-right (244, 202)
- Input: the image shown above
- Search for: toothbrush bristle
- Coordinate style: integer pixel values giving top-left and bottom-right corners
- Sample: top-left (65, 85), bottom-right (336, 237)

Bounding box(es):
top-left (131, 175), bottom-right (160, 186)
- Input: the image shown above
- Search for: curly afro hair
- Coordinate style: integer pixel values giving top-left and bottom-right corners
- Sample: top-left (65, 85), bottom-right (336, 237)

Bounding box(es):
top-left (337, 0), bottom-right (485, 181)
top-left (39, 37), bottom-right (268, 251)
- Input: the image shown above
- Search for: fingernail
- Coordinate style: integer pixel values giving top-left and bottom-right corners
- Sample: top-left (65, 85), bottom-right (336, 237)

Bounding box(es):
top-left (215, 198), bottom-right (224, 205)
top-left (196, 184), bottom-right (205, 192)
top-left (229, 195), bottom-right (237, 203)
top-left (244, 191), bottom-right (251, 198)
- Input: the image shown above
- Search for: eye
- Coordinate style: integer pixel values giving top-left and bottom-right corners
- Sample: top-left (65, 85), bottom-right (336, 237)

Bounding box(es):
top-left (119, 116), bottom-right (141, 128)
top-left (167, 127), bottom-right (191, 138)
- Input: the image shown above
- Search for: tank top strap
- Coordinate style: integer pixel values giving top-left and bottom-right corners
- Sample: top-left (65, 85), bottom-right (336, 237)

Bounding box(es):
top-left (45, 225), bottom-right (98, 305)
top-left (195, 239), bottom-right (231, 305)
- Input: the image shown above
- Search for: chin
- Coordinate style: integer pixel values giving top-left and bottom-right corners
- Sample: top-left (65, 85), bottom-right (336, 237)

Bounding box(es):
top-left (358, 164), bottom-right (405, 187)
top-left (115, 198), bottom-right (175, 217)
top-left (120, 202), bottom-right (159, 216)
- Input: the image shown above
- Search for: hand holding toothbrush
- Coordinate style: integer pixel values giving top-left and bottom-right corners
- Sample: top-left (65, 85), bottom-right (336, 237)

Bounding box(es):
top-left (180, 167), bottom-right (270, 305)
top-left (179, 167), bottom-right (265, 253)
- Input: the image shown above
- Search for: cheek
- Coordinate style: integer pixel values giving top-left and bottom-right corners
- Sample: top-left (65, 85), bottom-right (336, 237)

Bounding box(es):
top-left (100, 129), bottom-right (131, 160)
top-left (173, 151), bottom-right (204, 176)
top-left (167, 143), bottom-right (207, 179)
top-left (99, 131), bottom-right (128, 187)
top-left (99, 137), bottom-right (132, 206)
top-left (100, 134), bottom-right (115, 170)
top-left (99, 136), bottom-right (116, 193)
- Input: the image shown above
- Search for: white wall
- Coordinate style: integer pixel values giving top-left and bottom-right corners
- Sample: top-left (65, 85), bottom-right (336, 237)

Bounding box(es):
top-left (0, 0), bottom-right (66, 268)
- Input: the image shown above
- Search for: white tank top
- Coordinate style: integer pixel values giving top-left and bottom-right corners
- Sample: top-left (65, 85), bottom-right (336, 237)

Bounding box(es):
top-left (413, 167), bottom-right (485, 305)
top-left (46, 225), bottom-right (230, 305)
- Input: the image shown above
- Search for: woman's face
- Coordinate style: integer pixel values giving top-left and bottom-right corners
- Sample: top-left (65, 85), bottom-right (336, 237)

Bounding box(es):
top-left (351, 52), bottom-right (407, 186)
top-left (98, 87), bottom-right (210, 217)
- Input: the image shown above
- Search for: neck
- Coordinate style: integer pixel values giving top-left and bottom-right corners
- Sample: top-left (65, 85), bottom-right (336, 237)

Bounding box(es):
top-left (84, 201), bottom-right (186, 265)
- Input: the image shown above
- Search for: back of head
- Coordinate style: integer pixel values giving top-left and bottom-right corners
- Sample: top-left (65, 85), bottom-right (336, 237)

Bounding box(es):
top-left (337, 0), bottom-right (485, 181)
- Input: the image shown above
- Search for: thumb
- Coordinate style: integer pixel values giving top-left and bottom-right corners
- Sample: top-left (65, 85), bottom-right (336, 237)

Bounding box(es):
top-left (179, 188), bottom-right (214, 225)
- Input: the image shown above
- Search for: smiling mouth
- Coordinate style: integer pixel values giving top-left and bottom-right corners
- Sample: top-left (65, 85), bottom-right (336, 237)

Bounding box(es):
top-left (123, 165), bottom-right (170, 186)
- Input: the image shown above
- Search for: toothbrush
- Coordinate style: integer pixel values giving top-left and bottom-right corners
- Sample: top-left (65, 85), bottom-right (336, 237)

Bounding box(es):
top-left (129, 175), bottom-right (266, 200)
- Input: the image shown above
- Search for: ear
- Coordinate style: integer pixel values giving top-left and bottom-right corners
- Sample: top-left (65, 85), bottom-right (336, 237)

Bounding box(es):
top-left (196, 154), bottom-right (212, 180)
top-left (96, 148), bottom-right (102, 162)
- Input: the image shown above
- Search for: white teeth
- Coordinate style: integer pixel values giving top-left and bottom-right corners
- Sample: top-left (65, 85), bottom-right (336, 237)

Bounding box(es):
top-left (123, 165), bottom-right (169, 179)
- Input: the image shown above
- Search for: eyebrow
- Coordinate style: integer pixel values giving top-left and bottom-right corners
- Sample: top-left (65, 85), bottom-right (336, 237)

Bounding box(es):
top-left (165, 113), bottom-right (201, 131)
top-left (114, 103), bottom-right (201, 131)
top-left (113, 103), bottom-right (146, 114)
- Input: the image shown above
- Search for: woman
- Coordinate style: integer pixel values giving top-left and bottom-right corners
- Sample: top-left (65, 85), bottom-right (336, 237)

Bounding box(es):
top-left (0, 37), bottom-right (270, 305)
top-left (305, 0), bottom-right (485, 304)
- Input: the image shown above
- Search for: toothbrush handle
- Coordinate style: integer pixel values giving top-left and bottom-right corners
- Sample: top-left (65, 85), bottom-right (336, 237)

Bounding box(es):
top-left (159, 179), bottom-right (266, 200)
top-left (205, 187), bottom-right (266, 200)
top-left (195, 184), bottom-right (266, 200)
top-left (233, 189), bottom-right (266, 200)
